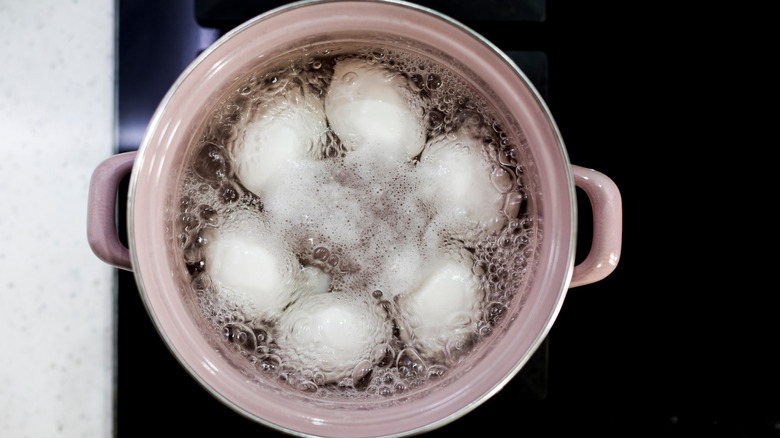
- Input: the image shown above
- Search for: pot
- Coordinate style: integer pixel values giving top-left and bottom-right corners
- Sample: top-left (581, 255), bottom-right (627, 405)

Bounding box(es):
top-left (87, 1), bottom-right (622, 436)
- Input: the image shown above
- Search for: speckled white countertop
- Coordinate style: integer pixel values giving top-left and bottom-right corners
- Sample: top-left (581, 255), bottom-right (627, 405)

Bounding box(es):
top-left (0, 1), bottom-right (116, 437)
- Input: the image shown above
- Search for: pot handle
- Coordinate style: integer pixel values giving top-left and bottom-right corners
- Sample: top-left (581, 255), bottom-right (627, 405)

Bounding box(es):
top-left (569, 165), bottom-right (622, 287)
top-left (86, 151), bottom-right (137, 271)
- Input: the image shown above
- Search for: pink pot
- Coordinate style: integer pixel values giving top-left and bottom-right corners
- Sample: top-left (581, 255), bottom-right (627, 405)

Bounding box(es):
top-left (87, 1), bottom-right (622, 436)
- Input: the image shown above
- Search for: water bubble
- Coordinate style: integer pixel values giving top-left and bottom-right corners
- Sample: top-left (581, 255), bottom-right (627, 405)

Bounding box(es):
top-left (352, 360), bottom-right (373, 390)
top-left (498, 147), bottom-right (518, 167)
top-left (427, 108), bottom-right (445, 130)
top-left (179, 212), bottom-right (200, 233)
top-left (396, 348), bottom-right (425, 378)
top-left (496, 235), bottom-right (513, 249)
top-left (255, 328), bottom-right (268, 345)
top-left (472, 260), bottom-right (488, 277)
top-left (186, 260), bottom-right (205, 276)
top-left (503, 191), bottom-right (527, 219)
top-left (342, 71), bottom-right (359, 86)
top-left (486, 302), bottom-right (507, 325)
top-left (298, 380), bottom-right (318, 393)
top-left (410, 73), bottom-right (424, 91)
top-left (199, 204), bottom-right (219, 226)
top-left (490, 166), bottom-right (515, 193)
top-left (373, 344), bottom-right (394, 368)
top-left (313, 246), bottom-right (330, 262)
top-left (223, 323), bottom-right (258, 352)
top-left (183, 242), bottom-right (202, 264)
top-left (193, 142), bottom-right (231, 182)
top-left (428, 364), bottom-right (447, 379)
top-left (426, 73), bottom-right (442, 90)
top-left (221, 182), bottom-right (242, 204)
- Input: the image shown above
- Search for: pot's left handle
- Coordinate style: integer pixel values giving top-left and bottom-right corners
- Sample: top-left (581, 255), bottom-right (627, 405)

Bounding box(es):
top-left (87, 151), bottom-right (137, 271)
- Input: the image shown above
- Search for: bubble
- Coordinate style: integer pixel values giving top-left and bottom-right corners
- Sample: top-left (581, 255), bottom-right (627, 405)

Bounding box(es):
top-left (352, 360), bottom-right (374, 390)
top-left (396, 348), bottom-right (425, 378)
top-left (260, 354), bottom-right (281, 373)
top-left (427, 364), bottom-right (447, 379)
top-left (498, 147), bottom-right (519, 167)
top-left (426, 73), bottom-right (442, 90)
top-left (313, 246), bottom-right (330, 261)
top-left (490, 166), bottom-right (515, 193)
top-left (341, 71), bottom-right (359, 85)
top-left (193, 142), bottom-right (231, 182)
top-left (221, 182), bottom-right (241, 203)
top-left (503, 191), bottom-right (527, 219)
top-left (199, 204), bottom-right (219, 226)
top-left (223, 323), bottom-right (258, 352)
top-left (410, 73), bottom-right (424, 91)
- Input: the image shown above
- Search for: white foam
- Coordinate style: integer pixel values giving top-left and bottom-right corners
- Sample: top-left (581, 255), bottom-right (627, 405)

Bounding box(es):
top-left (234, 90), bottom-right (327, 197)
top-left (325, 58), bottom-right (425, 162)
top-left (261, 159), bottom-right (373, 252)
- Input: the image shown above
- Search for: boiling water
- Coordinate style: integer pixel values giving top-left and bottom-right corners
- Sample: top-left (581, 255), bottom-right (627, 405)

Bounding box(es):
top-left (175, 44), bottom-right (538, 399)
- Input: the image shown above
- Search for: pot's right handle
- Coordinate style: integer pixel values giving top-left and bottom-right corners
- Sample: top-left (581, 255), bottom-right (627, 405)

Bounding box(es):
top-left (86, 151), bottom-right (137, 271)
top-left (569, 165), bottom-right (622, 287)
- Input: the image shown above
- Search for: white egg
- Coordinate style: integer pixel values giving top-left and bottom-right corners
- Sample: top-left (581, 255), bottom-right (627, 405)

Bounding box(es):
top-left (278, 293), bottom-right (390, 382)
top-left (398, 259), bottom-right (481, 357)
top-left (325, 58), bottom-right (425, 161)
top-left (418, 135), bottom-right (505, 229)
top-left (234, 90), bottom-right (327, 196)
top-left (204, 227), bottom-right (298, 318)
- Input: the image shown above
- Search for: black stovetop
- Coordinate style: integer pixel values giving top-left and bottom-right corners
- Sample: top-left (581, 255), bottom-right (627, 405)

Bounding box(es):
top-left (114, 1), bottom-right (780, 436)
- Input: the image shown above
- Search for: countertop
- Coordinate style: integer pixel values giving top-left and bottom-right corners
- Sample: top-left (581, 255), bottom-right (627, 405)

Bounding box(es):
top-left (0, 1), bottom-right (115, 437)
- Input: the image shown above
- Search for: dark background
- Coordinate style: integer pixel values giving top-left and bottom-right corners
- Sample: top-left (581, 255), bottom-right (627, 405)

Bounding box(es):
top-left (115, 1), bottom-right (777, 436)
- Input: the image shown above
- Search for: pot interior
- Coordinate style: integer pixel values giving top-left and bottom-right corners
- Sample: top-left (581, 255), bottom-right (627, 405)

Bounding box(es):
top-left (128, 1), bottom-right (575, 436)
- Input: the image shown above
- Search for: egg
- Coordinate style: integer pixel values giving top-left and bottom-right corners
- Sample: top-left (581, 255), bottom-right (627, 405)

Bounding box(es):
top-left (397, 259), bottom-right (481, 358)
top-left (418, 134), bottom-right (505, 229)
top-left (325, 58), bottom-right (425, 162)
top-left (277, 293), bottom-right (391, 382)
top-left (204, 226), bottom-right (298, 318)
top-left (233, 89), bottom-right (327, 197)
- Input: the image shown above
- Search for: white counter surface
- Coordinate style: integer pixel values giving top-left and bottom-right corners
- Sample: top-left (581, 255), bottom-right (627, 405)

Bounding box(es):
top-left (0, 1), bottom-right (116, 436)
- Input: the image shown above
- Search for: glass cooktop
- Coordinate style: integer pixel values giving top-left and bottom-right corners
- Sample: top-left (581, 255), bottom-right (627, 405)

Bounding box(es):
top-left (113, 1), bottom-right (780, 436)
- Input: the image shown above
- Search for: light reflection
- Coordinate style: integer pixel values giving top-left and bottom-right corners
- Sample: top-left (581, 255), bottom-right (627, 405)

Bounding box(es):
top-left (202, 358), bottom-right (219, 375)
